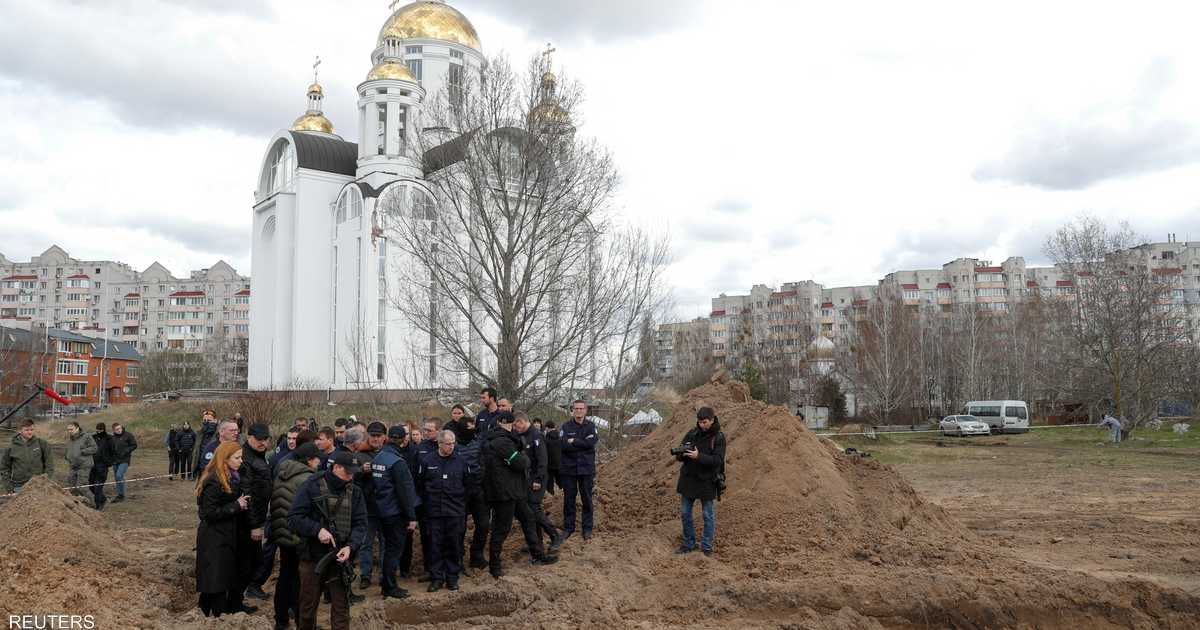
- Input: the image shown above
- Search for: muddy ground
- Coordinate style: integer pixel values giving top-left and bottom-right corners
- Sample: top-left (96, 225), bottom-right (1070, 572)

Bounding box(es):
top-left (1, 382), bottom-right (1197, 629)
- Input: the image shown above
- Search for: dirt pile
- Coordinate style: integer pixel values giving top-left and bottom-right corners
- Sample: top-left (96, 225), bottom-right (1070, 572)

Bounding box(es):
top-left (599, 378), bottom-right (967, 571)
top-left (0, 476), bottom-right (193, 628)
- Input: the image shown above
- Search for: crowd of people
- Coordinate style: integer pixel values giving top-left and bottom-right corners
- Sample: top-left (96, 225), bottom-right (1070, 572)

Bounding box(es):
top-left (190, 387), bottom-right (604, 630)
top-left (0, 390), bottom-right (731, 630)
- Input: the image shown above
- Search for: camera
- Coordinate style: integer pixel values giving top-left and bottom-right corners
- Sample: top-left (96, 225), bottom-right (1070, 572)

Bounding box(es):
top-left (670, 442), bottom-right (694, 457)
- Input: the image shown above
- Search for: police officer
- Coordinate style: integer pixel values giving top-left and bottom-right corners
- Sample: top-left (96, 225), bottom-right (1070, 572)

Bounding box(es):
top-left (514, 412), bottom-right (563, 552)
top-left (416, 430), bottom-right (473, 591)
top-left (195, 420), bottom-right (239, 483)
top-left (356, 423), bottom-right (386, 589)
top-left (370, 425), bottom-right (419, 599)
top-left (559, 400), bottom-right (599, 541)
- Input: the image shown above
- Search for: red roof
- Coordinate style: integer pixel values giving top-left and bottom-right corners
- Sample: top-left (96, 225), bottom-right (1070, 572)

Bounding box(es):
top-left (820, 302), bottom-right (834, 308)
top-left (170, 290), bottom-right (206, 297)
top-left (770, 290), bottom-right (797, 298)
top-left (710, 310), bottom-right (726, 317)
top-left (2, 275), bottom-right (37, 281)
top-left (235, 289), bottom-right (251, 296)
top-left (1152, 267), bottom-right (1183, 275)
top-left (936, 282), bottom-right (952, 289)
top-left (1026, 281), bottom-right (1039, 288)
top-left (124, 292), bottom-right (140, 298)
top-left (975, 267), bottom-right (1003, 273)
top-left (67, 274), bottom-right (89, 279)
top-left (901, 283), bottom-right (919, 290)
top-left (1056, 280), bottom-right (1073, 287)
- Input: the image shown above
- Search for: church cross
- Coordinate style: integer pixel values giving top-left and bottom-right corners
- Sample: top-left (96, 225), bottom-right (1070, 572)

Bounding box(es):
top-left (542, 43), bottom-right (556, 67)
top-left (312, 55), bottom-right (322, 84)
top-left (389, 0), bottom-right (402, 11)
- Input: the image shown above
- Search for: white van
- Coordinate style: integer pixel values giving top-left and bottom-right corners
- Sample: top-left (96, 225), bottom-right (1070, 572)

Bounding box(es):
top-left (964, 400), bottom-right (1030, 434)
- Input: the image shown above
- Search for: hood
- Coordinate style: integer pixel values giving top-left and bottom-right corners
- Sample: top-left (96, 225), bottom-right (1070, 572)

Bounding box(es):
top-left (11, 433), bottom-right (31, 446)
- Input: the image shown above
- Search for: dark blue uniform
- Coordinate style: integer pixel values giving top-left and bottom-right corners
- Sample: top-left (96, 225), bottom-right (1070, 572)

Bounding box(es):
top-left (558, 418), bottom-right (598, 536)
top-left (473, 407), bottom-right (499, 440)
top-left (370, 443), bottom-right (419, 595)
top-left (417, 447), bottom-right (473, 585)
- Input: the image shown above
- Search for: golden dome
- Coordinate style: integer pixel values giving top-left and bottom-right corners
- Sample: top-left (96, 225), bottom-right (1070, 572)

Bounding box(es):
top-left (292, 112), bottom-right (334, 133)
top-left (307, 82), bottom-right (323, 95)
top-left (378, 1), bottom-right (481, 51)
top-left (365, 60), bottom-right (417, 82)
top-left (528, 101), bottom-right (573, 131)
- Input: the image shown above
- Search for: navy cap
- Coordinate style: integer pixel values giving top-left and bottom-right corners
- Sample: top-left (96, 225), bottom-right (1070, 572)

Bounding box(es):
top-left (388, 425), bottom-right (407, 440)
top-left (328, 450), bottom-right (362, 470)
top-left (247, 423), bottom-right (271, 439)
top-left (367, 421), bottom-right (387, 436)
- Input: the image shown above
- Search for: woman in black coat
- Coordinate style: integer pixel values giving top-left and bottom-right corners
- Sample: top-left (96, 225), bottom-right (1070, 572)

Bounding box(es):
top-left (674, 407), bottom-right (726, 556)
top-left (195, 441), bottom-right (249, 617)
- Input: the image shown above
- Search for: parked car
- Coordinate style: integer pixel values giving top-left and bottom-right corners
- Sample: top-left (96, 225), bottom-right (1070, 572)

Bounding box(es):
top-left (940, 415), bottom-right (991, 437)
top-left (964, 400), bottom-right (1030, 433)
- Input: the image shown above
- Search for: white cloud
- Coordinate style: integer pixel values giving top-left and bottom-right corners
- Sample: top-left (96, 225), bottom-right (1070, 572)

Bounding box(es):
top-left (3, 0), bottom-right (1200, 316)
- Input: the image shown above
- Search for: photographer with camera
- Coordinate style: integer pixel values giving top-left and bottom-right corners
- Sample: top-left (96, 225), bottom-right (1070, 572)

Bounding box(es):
top-left (673, 407), bottom-right (726, 557)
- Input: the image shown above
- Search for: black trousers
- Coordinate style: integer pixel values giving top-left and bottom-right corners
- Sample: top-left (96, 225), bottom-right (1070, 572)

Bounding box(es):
top-left (427, 515), bottom-right (465, 582)
top-left (198, 592), bottom-right (227, 617)
top-left (273, 545), bottom-right (300, 626)
top-left (528, 486), bottom-right (558, 541)
top-left (400, 505), bottom-right (430, 577)
top-left (466, 491), bottom-right (490, 565)
top-left (545, 469), bottom-right (559, 494)
top-left (178, 449), bottom-right (193, 478)
top-left (88, 465), bottom-right (108, 507)
top-left (486, 500), bottom-right (516, 571)
top-left (513, 496), bottom-right (546, 558)
top-left (229, 533), bottom-right (260, 612)
top-left (379, 516), bottom-right (407, 594)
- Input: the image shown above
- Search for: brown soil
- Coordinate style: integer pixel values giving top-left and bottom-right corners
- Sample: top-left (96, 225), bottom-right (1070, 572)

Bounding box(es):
top-left (3, 377), bottom-right (1199, 629)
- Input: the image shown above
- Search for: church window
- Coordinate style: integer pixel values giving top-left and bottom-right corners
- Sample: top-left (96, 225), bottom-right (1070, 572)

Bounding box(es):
top-left (448, 64), bottom-right (463, 109)
top-left (376, 103), bottom-right (387, 156)
top-left (262, 215), bottom-right (276, 241)
top-left (396, 106), bottom-right (407, 154)
top-left (260, 140), bottom-right (295, 196)
top-left (450, 49), bottom-right (463, 60)
top-left (406, 59), bottom-right (422, 82)
top-left (335, 197), bottom-right (346, 224)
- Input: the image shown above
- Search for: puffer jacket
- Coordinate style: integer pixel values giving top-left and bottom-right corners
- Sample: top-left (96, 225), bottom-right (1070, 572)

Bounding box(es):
top-left (66, 432), bottom-right (98, 470)
top-left (270, 458), bottom-right (315, 548)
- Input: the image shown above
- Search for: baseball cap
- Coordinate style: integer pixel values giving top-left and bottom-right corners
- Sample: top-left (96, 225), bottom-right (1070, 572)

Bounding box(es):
top-left (328, 450), bottom-right (362, 471)
top-left (495, 411), bottom-right (515, 425)
top-left (247, 423), bottom-right (271, 439)
top-left (367, 421), bottom-right (387, 436)
top-left (388, 425), bottom-right (407, 440)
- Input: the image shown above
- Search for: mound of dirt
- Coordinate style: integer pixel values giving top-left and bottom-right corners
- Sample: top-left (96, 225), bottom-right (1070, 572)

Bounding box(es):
top-left (0, 476), bottom-right (192, 628)
top-left (599, 378), bottom-right (967, 571)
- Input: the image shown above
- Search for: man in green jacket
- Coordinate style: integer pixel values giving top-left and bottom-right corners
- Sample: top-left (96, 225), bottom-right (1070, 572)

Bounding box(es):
top-left (65, 421), bottom-right (98, 499)
top-left (270, 442), bottom-right (321, 630)
top-left (1, 419), bottom-right (54, 493)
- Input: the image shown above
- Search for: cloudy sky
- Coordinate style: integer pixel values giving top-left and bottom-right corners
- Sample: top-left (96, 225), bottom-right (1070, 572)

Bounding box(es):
top-left (2, 0), bottom-right (1199, 318)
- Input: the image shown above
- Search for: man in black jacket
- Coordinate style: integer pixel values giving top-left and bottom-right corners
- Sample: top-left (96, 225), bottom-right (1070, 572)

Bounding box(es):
top-left (109, 423), bottom-right (137, 502)
top-left (481, 412), bottom-right (556, 578)
top-left (674, 407), bottom-right (726, 557)
top-left (416, 429), bottom-right (473, 591)
top-left (288, 451), bottom-right (367, 630)
top-left (176, 422), bottom-right (197, 480)
top-left (90, 423), bottom-right (114, 510)
top-left (515, 412), bottom-right (563, 552)
top-left (238, 424), bottom-right (274, 605)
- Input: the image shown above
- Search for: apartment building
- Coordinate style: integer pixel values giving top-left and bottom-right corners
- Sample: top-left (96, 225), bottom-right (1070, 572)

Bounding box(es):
top-left (666, 238), bottom-right (1200, 383)
top-left (0, 246), bottom-right (251, 390)
top-left (652, 318), bottom-right (711, 379)
top-left (0, 325), bottom-right (141, 407)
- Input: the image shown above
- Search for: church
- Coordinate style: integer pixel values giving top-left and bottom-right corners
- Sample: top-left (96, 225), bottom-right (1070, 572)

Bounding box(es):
top-left (248, 1), bottom-right (570, 391)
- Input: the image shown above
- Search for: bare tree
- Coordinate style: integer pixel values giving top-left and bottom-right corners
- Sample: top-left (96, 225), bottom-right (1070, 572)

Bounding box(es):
top-left (384, 53), bottom-right (659, 405)
top-left (839, 293), bottom-right (921, 423)
top-left (1044, 215), bottom-right (1190, 435)
top-left (137, 349), bottom-right (217, 395)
